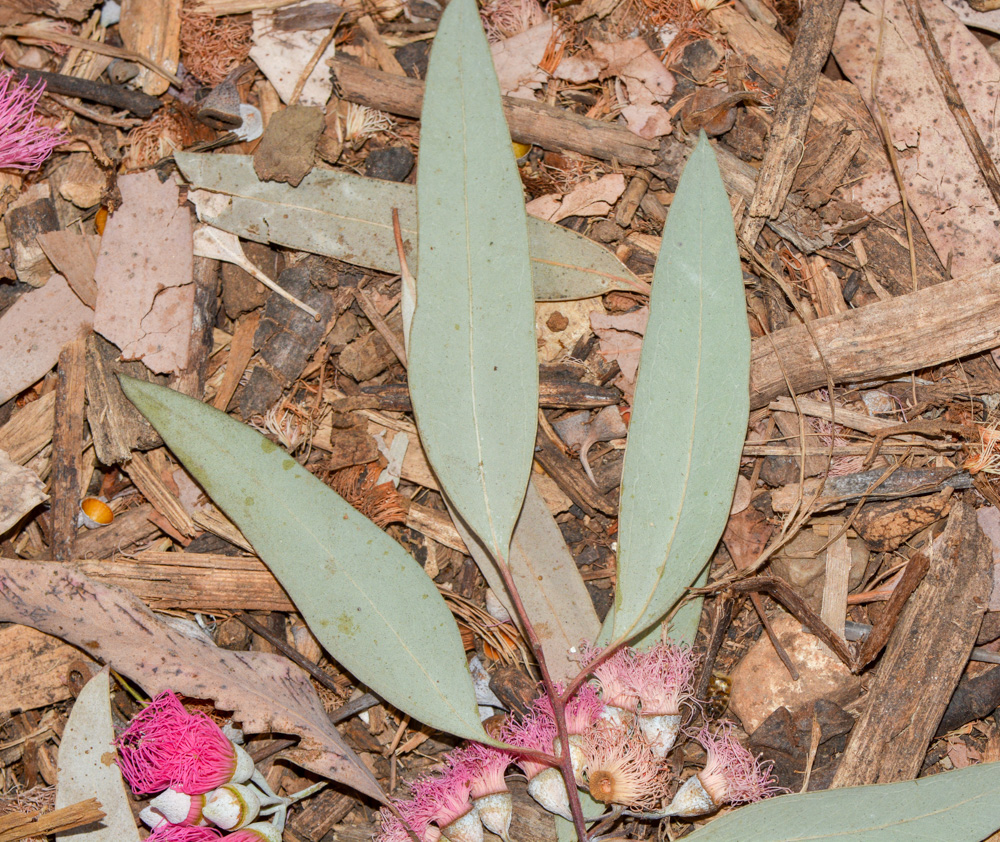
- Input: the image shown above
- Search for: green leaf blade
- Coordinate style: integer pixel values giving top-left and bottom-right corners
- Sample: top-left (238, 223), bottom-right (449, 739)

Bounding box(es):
top-left (174, 151), bottom-right (643, 301)
top-left (408, 0), bottom-right (538, 559)
top-left (685, 764), bottom-right (1000, 841)
top-left (119, 377), bottom-right (488, 744)
top-left (610, 134), bottom-right (750, 641)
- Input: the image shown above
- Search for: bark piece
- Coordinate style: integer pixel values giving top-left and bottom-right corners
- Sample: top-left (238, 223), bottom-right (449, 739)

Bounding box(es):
top-left (0, 275), bottom-right (93, 405)
top-left (741, 0), bottom-right (846, 246)
top-left (221, 242), bottom-right (281, 319)
top-left (0, 391), bottom-right (55, 467)
top-left (854, 491), bottom-right (953, 552)
top-left (832, 502), bottom-right (992, 787)
top-left (119, 0), bottom-right (181, 96)
top-left (4, 191), bottom-right (58, 287)
top-left (0, 448), bottom-right (46, 535)
top-left (748, 264), bottom-right (1000, 410)
top-left (50, 338), bottom-right (88, 562)
top-left (36, 230), bottom-right (100, 309)
top-left (74, 503), bottom-right (161, 558)
top-left (325, 427), bottom-right (379, 471)
top-left (93, 170), bottom-right (194, 375)
top-left (56, 152), bottom-right (105, 209)
top-left (239, 257), bottom-right (339, 419)
top-left (0, 625), bottom-right (98, 713)
top-left (84, 333), bottom-right (164, 466)
top-left (253, 105), bottom-right (324, 187)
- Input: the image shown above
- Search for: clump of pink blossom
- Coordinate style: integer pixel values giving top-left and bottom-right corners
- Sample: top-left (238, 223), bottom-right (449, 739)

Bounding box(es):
top-left (116, 691), bottom-right (252, 796)
top-left (0, 70), bottom-right (63, 171)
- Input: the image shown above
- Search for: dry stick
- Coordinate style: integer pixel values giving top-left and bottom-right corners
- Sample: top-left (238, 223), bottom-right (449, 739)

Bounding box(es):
top-left (903, 0), bottom-right (1000, 213)
top-left (869, 5), bottom-right (918, 291)
top-left (740, 0), bottom-right (847, 247)
top-left (287, 12), bottom-right (344, 107)
top-left (0, 27), bottom-right (183, 87)
top-left (0, 798), bottom-right (104, 842)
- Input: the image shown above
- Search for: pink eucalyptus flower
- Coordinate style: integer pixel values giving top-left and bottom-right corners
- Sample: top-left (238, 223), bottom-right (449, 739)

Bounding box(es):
top-left (0, 70), bottom-right (63, 171)
top-left (411, 765), bottom-right (481, 841)
top-left (499, 705), bottom-right (556, 781)
top-left (631, 642), bottom-right (697, 717)
top-left (375, 799), bottom-right (441, 842)
top-left (666, 724), bottom-right (777, 817)
top-left (696, 724), bottom-right (776, 806)
top-left (147, 825), bottom-right (222, 841)
top-left (579, 643), bottom-right (640, 715)
top-left (582, 722), bottom-right (665, 809)
top-left (448, 743), bottom-right (513, 840)
top-left (534, 684), bottom-right (604, 737)
top-left (116, 691), bottom-right (253, 796)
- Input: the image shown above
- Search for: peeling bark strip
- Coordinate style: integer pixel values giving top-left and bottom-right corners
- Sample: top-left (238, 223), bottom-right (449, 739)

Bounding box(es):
top-left (749, 263), bottom-right (1000, 409)
top-left (831, 502), bottom-right (991, 787)
top-left (741, 0), bottom-right (847, 246)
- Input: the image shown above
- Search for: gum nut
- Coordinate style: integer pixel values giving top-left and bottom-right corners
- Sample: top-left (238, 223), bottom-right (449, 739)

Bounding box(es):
top-left (511, 141), bottom-right (531, 160)
top-left (150, 788), bottom-right (199, 824)
top-left (527, 768), bottom-right (572, 820)
top-left (79, 497), bottom-right (113, 528)
top-left (139, 806), bottom-right (166, 829)
top-left (637, 713), bottom-right (681, 759)
top-left (203, 783), bottom-right (260, 830)
top-left (440, 806), bottom-right (483, 842)
top-left (666, 775), bottom-right (715, 818)
top-left (239, 821), bottom-right (282, 842)
top-left (474, 792), bottom-right (512, 840)
top-left (231, 742), bottom-right (255, 783)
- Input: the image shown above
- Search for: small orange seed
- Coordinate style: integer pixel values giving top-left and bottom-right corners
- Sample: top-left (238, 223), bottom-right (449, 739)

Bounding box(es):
top-left (80, 497), bottom-right (113, 528)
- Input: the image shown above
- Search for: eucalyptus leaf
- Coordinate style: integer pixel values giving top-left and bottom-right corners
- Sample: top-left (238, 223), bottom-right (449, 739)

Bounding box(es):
top-left (407, 0), bottom-right (537, 559)
top-left (685, 763), bottom-right (1000, 841)
top-left (119, 376), bottom-right (489, 744)
top-left (174, 152), bottom-right (644, 301)
top-left (56, 668), bottom-right (140, 841)
top-left (609, 133), bottom-right (750, 642)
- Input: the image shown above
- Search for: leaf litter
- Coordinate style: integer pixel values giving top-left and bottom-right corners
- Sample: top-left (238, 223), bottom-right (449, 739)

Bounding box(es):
top-left (6, 0), bottom-right (1000, 839)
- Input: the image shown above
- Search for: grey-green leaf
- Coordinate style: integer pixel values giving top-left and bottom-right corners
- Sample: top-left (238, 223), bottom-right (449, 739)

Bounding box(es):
top-left (609, 134), bottom-right (750, 642)
top-left (685, 764), bottom-right (1000, 841)
top-left (407, 0), bottom-right (538, 560)
top-left (56, 667), bottom-right (141, 842)
top-left (174, 151), bottom-right (644, 301)
top-left (119, 376), bottom-right (489, 744)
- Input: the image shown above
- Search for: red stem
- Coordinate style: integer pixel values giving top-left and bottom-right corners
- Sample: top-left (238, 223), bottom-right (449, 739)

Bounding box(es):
top-left (492, 548), bottom-right (592, 842)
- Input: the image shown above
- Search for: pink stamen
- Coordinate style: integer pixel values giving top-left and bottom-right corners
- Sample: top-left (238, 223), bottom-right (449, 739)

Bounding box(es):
top-left (147, 826), bottom-right (221, 841)
top-left (579, 643), bottom-right (641, 712)
top-left (448, 742), bottom-right (512, 799)
top-left (534, 683), bottom-right (604, 736)
top-left (631, 641), bottom-right (698, 717)
top-left (0, 70), bottom-right (63, 171)
top-left (411, 764), bottom-right (475, 829)
top-left (696, 724), bottom-right (777, 806)
top-left (500, 703), bottom-right (557, 780)
top-left (116, 691), bottom-right (239, 796)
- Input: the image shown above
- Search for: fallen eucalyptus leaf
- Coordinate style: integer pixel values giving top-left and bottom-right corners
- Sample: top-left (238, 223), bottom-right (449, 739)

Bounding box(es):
top-left (609, 133), bottom-right (750, 642)
top-left (119, 376), bottom-right (489, 746)
top-left (175, 152), bottom-right (646, 301)
top-left (684, 762), bottom-right (1000, 841)
top-left (0, 558), bottom-right (383, 802)
top-left (55, 667), bottom-right (140, 842)
top-left (409, 0), bottom-right (538, 560)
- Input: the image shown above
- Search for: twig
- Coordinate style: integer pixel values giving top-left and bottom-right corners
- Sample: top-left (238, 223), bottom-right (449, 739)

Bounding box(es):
top-left (288, 12), bottom-right (344, 107)
top-left (902, 0), bottom-right (1000, 213)
top-left (0, 26), bottom-right (183, 87)
top-left (740, 0), bottom-right (847, 247)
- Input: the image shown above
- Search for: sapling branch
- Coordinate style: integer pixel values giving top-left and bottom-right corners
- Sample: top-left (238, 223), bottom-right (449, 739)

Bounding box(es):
top-left (492, 547), bottom-right (593, 841)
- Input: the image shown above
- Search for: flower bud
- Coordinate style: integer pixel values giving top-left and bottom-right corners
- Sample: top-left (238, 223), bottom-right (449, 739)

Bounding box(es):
top-left (149, 788), bottom-right (208, 826)
top-left (526, 767), bottom-right (571, 820)
top-left (202, 783), bottom-right (261, 830)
